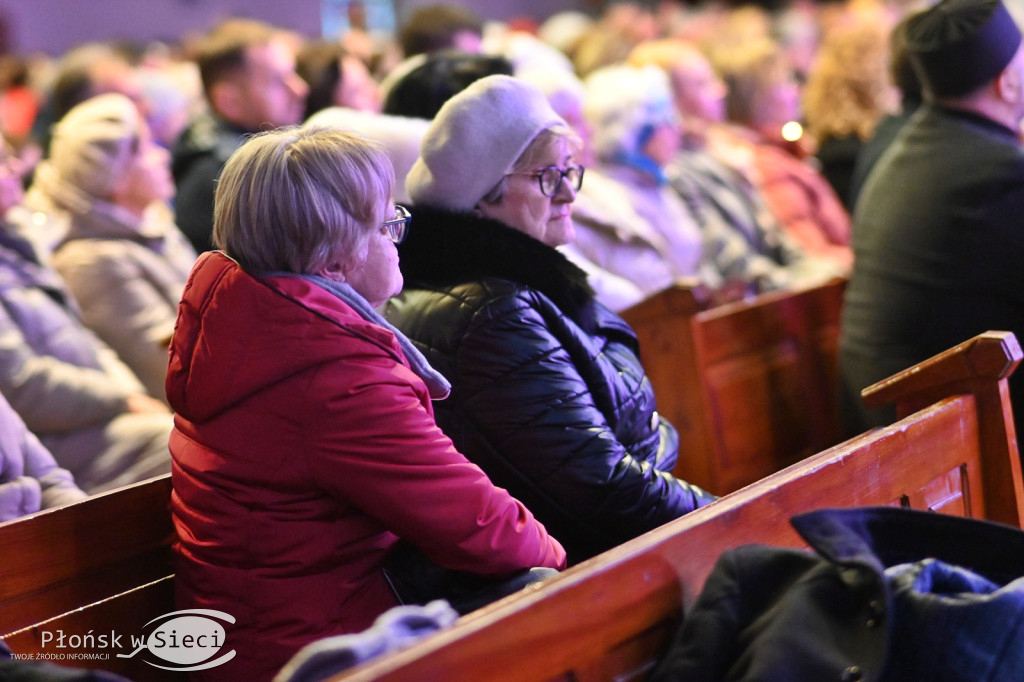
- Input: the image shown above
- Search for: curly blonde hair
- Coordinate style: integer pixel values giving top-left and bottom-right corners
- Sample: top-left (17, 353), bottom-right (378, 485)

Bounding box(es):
top-left (802, 22), bottom-right (894, 143)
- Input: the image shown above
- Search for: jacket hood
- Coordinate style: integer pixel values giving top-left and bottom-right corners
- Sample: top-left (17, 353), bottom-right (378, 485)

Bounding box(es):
top-left (167, 252), bottom-right (403, 423)
top-left (398, 205), bottom-right (599, 331)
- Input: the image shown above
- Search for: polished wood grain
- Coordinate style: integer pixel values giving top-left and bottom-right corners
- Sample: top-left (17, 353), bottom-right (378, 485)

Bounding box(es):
top-left (621, 277), bottom-right (847, 495)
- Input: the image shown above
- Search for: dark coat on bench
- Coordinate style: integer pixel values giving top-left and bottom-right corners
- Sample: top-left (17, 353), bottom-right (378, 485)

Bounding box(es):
top-left (385, 206), bottom-right (716, 564)
top-left (650, 506), bottom-right (1024, 682)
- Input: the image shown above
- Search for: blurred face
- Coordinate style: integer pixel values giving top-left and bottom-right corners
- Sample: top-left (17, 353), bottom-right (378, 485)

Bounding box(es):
top-left (670, 52), bottom-right (727, 123)
top-left (1003, 42), bottom-right (1024, 126)
top-left (236, 39), bottom-right (309, 129)
top-left (477, 138), bottom-right (577, 248)
top-left (91, 59), bottom-right (150, 121)
top-left (339, 202), bottom-right (404, 307)
top-left (550, 93), bottom-right (594, 167)
top-left (111, 122), bottom-right (174, 215)
top-left (335, 56), bottom-right (381, 113)
top-left (754, 65), bottom-right (801, 133)
top-left (642, 120), bottom-right (682, 167)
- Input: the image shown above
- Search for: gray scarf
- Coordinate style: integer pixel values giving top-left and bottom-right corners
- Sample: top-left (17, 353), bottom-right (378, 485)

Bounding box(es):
top-left (275, 272), bottom-right (451, 400)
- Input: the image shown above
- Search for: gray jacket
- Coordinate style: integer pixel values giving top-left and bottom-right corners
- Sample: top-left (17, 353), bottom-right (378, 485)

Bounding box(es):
top-left (0, 226), bottom-right (171, 493)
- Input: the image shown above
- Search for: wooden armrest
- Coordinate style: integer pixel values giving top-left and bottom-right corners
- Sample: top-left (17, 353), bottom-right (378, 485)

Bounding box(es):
top-left (862, 331), bottom-right (1021, 411)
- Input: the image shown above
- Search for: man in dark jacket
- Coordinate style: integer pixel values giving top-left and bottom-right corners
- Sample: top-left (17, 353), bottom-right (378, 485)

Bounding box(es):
top-left (839, 0), bottom-right (1024, 435)
top-left (171, 18), bottom-right (308, 253)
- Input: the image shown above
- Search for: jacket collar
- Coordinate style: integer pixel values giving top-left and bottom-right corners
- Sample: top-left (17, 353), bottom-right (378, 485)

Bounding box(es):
top-left (399, 205), bottom-right (598, 331)
top-left (793, 506), bottom-right (1024, 585)
top-left (927, 102), bottom-right (1022, 142)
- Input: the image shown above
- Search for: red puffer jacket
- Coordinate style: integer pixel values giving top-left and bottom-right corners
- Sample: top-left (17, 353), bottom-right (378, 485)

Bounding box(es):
top-left (167, 253), bottom-right (565, 682)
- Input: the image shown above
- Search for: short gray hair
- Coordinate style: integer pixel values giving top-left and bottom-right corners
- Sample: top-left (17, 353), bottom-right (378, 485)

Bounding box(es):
top-left (213, 127), bottom-right (395, 274)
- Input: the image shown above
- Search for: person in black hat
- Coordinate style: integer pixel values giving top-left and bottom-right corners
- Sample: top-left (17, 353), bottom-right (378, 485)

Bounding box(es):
top-left (839, 0), bottom-right (1024, 436)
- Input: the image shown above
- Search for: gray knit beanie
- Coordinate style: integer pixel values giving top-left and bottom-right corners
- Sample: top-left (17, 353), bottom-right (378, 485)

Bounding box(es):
top-left (49, 93), bottom-right (140, 200)
top-left (405, 75), bottom-right (566, 211)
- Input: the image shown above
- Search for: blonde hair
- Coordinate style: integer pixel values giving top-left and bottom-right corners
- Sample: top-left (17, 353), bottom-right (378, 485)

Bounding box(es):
top-left (627, 38), bottom-right (698, 72)
top-left (802, 22), bottom-right (893, 143)
top-left (715, 38), bottom-right (789, 128)
top-left (213, 127), bottom-right (394, 275)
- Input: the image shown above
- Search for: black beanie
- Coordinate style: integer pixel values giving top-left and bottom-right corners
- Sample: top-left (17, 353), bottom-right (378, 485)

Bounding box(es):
top-left (905, 0), bottom-right (1022, 98)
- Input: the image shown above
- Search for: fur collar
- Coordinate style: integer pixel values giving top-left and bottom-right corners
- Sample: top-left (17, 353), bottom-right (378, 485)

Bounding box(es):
top-left (399, 205), bottom-right (597, 330)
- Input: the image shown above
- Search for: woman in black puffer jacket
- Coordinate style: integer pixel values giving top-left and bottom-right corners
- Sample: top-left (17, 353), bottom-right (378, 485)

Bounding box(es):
top-left (385, 75), bottom-right (716, 564)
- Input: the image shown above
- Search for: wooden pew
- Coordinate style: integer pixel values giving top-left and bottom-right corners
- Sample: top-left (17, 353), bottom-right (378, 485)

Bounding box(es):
top-left (0, 473), bottom-right (179, 681)
top-left (330, 330), bottom-right (1024, 682)
top-left (621, 277), bottom-right (847, 495)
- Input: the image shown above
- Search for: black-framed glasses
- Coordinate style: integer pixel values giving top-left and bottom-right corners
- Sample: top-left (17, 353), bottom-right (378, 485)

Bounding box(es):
top-left (508, 165), bottom-right (585, 197)
top-left (381, 205), bottom-right (411, 243)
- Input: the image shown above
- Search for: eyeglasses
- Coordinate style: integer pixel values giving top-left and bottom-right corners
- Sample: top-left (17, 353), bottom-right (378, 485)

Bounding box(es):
top-left (507, 165), bottom-right (585, 197)
top-left (381, 204), bottom-right (411, 243)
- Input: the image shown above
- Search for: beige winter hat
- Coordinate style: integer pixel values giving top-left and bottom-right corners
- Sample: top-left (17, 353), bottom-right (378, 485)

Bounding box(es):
top-left (49, 92), bottom-right (140, 199)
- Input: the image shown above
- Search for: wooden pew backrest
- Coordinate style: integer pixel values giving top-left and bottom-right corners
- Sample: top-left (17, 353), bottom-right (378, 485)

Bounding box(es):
top-left (621, 277), bottom-right (847, 494)
top-left (331, 331), bottom-right (1024, 682)
top-left (0, 473), bottom-right (178, 681)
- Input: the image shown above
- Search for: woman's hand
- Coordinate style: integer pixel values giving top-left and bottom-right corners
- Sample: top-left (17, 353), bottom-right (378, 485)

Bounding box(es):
top-left (126, 393), bottom-right (171, 414)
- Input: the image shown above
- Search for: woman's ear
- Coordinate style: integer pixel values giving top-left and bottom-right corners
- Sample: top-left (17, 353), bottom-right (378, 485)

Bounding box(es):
top-left (319, 261), bottom-right (347, 281)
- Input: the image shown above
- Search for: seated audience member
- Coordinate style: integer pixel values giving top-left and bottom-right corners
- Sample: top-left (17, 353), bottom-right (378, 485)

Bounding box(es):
top-left (848, 14), bottom-right (924, 209)
top-left (27, 94), bottom-right (196, 404)
top-left (398, 3), bottom-right (484, 59)
top-left (0, 139), bottom-right (172, 495)
top-left (0, 389), bottom-right (85, 522)
top-left (839, 0), bottom-right (1024, 435)
top-left (137, 44), bottom-right (203, 151)
top-left (380, 3), bottom-right (486, 100)
top-left (385, 75), bottom-right (717, 564)
top-left (582, 64), bottom-right (742, 298)
top-left (537, 11), bottom-right (596, 59)
top-left (30, 42), bottom-right (145, 157)
top-left (382, 50), bottom-right (513, 120)
top-left (714, 38), bottom-right (853, 272)
top-left (167, 127), bottom-right (565, 682)
top-left (172, 18), bottom-right (309, 253)
top-left (297, 40), bottom-right (381, 120)
top-left (802, 21), bottom-right (895, 211)
top-left (628, 39), bottom-right (841, 290)
top-left (570, 2), bottom-right (658, 78)
top-left (517, 66), bottom-right (649, 311)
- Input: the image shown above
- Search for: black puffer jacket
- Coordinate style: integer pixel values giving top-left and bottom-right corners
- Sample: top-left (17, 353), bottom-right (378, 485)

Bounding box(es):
top-left (384, 206), bottom-right (716, 563)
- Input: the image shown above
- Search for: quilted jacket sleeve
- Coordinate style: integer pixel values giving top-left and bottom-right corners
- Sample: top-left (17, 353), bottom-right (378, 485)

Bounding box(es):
top-left (436, 287), bottom-right (716, 557)
top-left (0, 296), bottom-right (139, 433)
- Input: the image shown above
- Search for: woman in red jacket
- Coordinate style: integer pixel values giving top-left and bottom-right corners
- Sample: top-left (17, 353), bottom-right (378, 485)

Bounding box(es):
top-left (166, 127), bottom-right (565, 682)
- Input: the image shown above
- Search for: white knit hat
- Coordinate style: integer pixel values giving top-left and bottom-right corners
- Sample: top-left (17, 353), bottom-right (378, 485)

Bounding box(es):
top-left (405, 75), bottom-right (566, 211)
top-left (584, 65), bottom-right (677, 162)
top-left (49, 93), bottom-right (139, 200)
